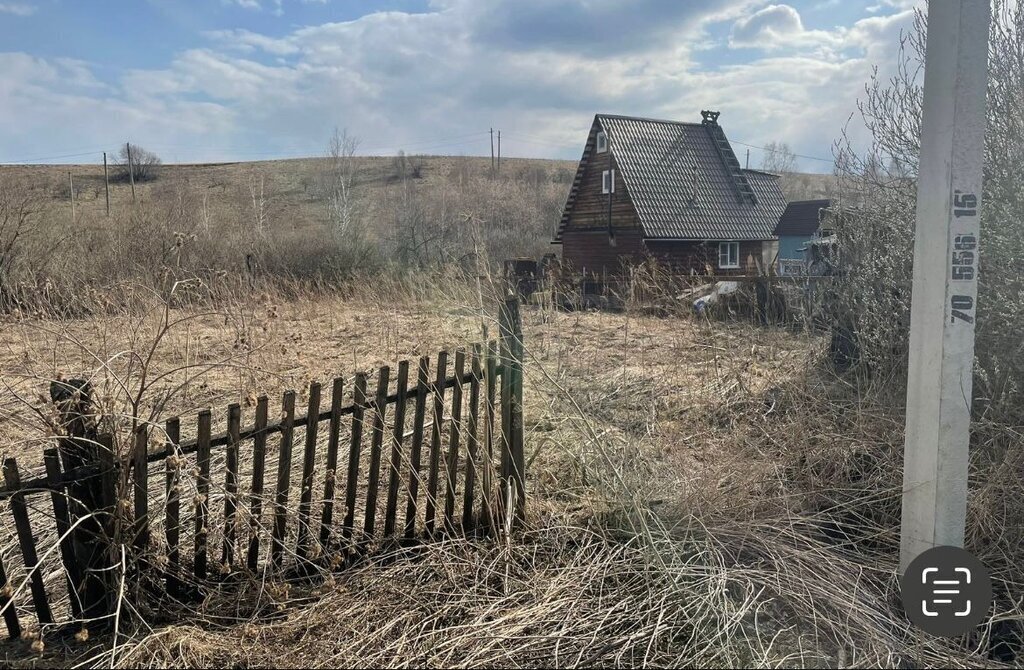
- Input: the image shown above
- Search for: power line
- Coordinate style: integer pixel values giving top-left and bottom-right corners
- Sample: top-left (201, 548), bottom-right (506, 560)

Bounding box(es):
top-left (729, 139), bottom-right (834, 164)
top-left (0, 149), bottom-right (107, 164)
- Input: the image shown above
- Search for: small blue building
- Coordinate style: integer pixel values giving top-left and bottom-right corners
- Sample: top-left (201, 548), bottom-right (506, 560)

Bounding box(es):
top-left (774, 199), bottom-right (831, 275)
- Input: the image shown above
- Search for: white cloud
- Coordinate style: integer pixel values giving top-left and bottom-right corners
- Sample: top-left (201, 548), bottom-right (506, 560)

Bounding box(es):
top-left (729, 4), bottom-right (845, 52)
top-left (0, 2), bottom-right (36, 16)
top-left (0, 1), bottom-right (919, 170)
top-left (223, 0), bottom-right (327, 14)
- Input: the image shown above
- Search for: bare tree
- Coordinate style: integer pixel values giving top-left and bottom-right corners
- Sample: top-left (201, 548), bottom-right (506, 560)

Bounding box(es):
top-left (113, 143), bottom-right (162, 183)
top-left (322, 128), bottom-right (362, 238)
top-left (249, 169), bottom-right (269, 237)
top-left (761, 141), bottom-right (798, 173)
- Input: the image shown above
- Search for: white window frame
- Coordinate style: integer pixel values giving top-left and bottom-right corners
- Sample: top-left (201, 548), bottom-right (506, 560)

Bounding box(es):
top-left (596, 131), bottom-right (608, 153)
top-left (601, 169), bottom-right (615, 194)
top-left (718, 241), bottom-right (740, 269)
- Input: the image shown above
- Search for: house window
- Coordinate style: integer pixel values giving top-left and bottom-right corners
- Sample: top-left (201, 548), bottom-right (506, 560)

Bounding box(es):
top-left (718, 242), bottom-right (740, 269)
top-left (596, 131), bottom-right (608, 153)
top-left (602, 169), bottom-right (615, 194)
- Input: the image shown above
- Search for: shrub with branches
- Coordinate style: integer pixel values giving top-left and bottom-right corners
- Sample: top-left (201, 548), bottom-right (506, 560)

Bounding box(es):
top-left (113, 144), bottom-right (162, 183)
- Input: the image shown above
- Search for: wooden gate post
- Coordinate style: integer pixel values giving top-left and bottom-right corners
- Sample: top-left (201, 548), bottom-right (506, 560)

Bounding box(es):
top-left (50, 379), bottom-right (116, 626)
top-left (498, 297), bottom-right (525, 525)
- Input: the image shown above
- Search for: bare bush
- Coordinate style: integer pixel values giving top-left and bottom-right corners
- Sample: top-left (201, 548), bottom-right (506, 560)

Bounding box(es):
top-left (113, 143), bottom-right (162, 183)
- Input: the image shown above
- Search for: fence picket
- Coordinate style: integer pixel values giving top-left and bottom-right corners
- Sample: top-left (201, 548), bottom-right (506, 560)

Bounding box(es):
top-left (462, 346), bottom-right (483, 532)
top-left (444, 350), bottom-right (466, 534)
top-left (0, 550), bottom-right (20, 638)
top-left (343, 373), bottom-right (368, 545)
top-left (43, 448), bottom-right (83, 620)
top-left (165, 418), bottom-right (181, 574)
top-left (296, 382), bottom-right (322, 563)
top-left (403, 357), bottom-right (430, 539)
top-left (424, 351), bottom-right (449, 536)
top-left (195, 410), bottom-right (212, 580)
top-left (481, 340), bottom-right (498, 532)
top-left (363, 366), bottom-right (391, 539)
top-left (271, 391), bottom-right (296, 571)
top-left (319, 378), bottom-right (344, 551)
top-left (223, 404), bottom-right (241, 568)
top-left (133, 426), bottom-right (149, 552)
top-left (384, 360), bottom-right (410, 538)
top-left (3, 459), bottom-right (53, 625)
top-left (246, 396), bottom-right (269, 571)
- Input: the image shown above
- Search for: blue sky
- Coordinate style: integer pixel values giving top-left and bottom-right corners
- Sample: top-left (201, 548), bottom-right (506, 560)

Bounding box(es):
top-left (0, 0), bottom-right (919, 171)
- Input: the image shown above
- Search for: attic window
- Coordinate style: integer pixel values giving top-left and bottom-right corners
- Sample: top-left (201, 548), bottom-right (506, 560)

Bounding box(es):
top-left (602, 169), bottom-right (615, 194)
top-left (719, 242), bottom-right (740, 269)
top-left (596, 132), bottom-right (608, 153)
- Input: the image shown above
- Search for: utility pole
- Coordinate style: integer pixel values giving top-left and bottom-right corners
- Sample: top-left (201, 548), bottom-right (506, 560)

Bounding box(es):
top-left (126, 142), bottom-right (136, 202)
top-left (68, 171), bottom-right (75, 224)
top-left (745, 148), bottom-right (750, 170)
top-left (490, 128), bottom-right (495, 172)
top-left (103, 152), bottom-right (110, 216)
top-left (900, 0), bottom-right (989, 572)
top-left (497, 131), bottom-right (501, 174)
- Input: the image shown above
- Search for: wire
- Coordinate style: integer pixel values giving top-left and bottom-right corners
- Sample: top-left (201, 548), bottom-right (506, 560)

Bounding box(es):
top-left (730, 139), bottom-right (834, 164)
top-left (0, 150), bottom-right (106, 164)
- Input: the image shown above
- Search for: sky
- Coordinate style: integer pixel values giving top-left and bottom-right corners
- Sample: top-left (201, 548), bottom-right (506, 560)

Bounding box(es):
top-left (0, 0), bottom-right (921, 172)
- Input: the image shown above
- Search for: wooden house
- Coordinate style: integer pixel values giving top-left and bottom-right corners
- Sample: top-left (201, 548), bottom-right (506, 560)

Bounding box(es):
top-left (552, 111), bottom-right (786, 276)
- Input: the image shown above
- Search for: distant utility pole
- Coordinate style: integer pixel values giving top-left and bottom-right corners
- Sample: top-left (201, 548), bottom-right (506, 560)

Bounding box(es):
top-left (103, 151), bottom-right (110, 216)
top-left (497, 130), bottom-right (501, 174)
top-left (126, 141), bottom-right (136, 202)
top-left (900, 0), bottom-right (990, 572)
top-left (745, 148), bottom-right (750, 170)
top-left (68, 171), bottom-right (75, 224)
top-left (490, 128), bottom-right (495, 172)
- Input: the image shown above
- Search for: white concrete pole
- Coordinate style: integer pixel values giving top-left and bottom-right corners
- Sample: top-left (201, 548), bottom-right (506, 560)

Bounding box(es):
top-left (900, 0), bottom-right (990, 572)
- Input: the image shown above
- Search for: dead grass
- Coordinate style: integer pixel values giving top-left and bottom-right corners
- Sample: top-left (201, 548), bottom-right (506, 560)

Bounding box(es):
top-left (0, 281), bottom-right (1020, 668)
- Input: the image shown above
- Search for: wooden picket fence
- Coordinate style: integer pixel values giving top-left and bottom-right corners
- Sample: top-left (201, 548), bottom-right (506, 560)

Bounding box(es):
top-left (0, 299), bottom-right (525, 639)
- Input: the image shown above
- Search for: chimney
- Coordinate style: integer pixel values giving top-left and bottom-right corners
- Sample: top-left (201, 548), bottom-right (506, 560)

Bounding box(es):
top-left (701, 110), bottom-right (721, 125)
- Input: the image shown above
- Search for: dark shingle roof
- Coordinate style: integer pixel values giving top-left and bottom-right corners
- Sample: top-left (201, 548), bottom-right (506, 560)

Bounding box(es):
top-left (774, 199), bottom-right (831, 236)
top-left (594, 114), bottom-right (786, 240)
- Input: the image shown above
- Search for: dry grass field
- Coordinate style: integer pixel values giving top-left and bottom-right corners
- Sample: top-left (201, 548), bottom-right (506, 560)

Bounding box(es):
top-left (0, 157), bottom-right (1016, 668)
top-left (0, 276), bottom-right (1004, 668)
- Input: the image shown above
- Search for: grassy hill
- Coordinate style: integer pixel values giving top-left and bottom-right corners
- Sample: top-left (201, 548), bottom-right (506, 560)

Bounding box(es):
top-left (0, 154), bottom-right (838, 311)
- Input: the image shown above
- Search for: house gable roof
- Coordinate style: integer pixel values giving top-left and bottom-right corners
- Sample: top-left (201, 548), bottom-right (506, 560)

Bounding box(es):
top-left (774, 199), bottom-right (832, 236)
top-left (557, 113), bottom-right (786, 241)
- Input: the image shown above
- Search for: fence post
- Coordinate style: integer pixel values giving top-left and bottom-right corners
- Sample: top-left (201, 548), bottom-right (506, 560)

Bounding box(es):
top-left (498, 297), bottom-right (525, 526)
top-left (50, 379), bottom-right (116, 627)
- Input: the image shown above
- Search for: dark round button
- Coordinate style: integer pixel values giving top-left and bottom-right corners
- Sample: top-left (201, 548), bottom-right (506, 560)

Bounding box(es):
top-left (901, 546), bottom-right (992, 637)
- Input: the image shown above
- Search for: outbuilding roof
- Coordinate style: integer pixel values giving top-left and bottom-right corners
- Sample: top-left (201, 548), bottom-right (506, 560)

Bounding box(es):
top-left (774, 199), bottom-right (832, 236)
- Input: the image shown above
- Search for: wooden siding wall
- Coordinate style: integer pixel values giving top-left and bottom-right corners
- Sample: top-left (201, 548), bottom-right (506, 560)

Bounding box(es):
top-left (643, 240), bottom-right (765, 276)
top-left (560, 120), bottom-right (644, 275)
top-left (561, 229), bottom-right (645, 275)
top-left (564, 122), bottom-right (640, 232)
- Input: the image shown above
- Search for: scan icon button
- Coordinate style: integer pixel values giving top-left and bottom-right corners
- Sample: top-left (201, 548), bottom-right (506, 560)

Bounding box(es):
top-left (901, 546), bottom-right (991, 637)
